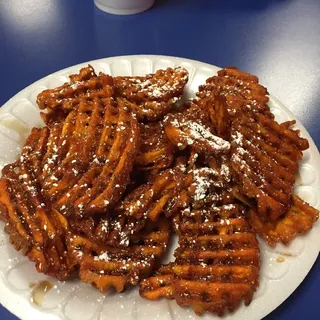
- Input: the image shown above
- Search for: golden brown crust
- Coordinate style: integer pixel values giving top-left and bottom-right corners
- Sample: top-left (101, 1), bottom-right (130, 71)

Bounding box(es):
top-left (248, 195), bottom-right (319, 246)
top-left (0, 64), bottom-right (318, 318)
top-left (37, 65), bottom-right (114, 123)
top-left (114, 67), bottom-right (189, 121)
top-left (0, 160), bottom-right (75, 280)
top-left (140, 203), bottom-right (260, 316)
top-left (230, 114), bottom-right (308, 221)
top-left (196, 66), bottom-right (309, 223)
top-left (67, 217), bottom-right (170, 293)
top-left (117, 158), bottom-right (188, 221)
top-left (38, 97), bottom-right (141, 218)
top-left (135, 121), bottom-right (175, 171)
top-left (164, 103), bottom-right (231, 155)
top-left (197, 67), bottom-right (273, 124)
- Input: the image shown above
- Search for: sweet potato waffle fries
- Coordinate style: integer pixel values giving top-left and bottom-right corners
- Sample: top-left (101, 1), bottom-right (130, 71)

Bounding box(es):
top-left (0, 65), bottom-right (318, 317)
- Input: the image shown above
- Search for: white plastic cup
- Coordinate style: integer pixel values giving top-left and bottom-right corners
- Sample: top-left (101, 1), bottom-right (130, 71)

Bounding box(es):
top-left (94, 0), bottom-right (155, 15)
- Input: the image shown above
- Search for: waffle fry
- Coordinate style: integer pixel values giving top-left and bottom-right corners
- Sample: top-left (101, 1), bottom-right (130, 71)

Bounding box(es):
top-left (0, 138), bottom-right (74, 280)
top-left (37, 65), bottom-right (114, 124)
top-left (164, 103), bottom-right (231, 155)
top-left (0, 64), bottom-right (319, 318)
top-left (117, 157), bottom-right (188, 221)
top-left (141, 203), bottom-right (260, 316)
top-left (40, 97), bottom-right (140, 218)
top-left (135, 121), bottom-right (175, 171)
top-left (230, 113), bottom-right (309, 221)
top-left (114, 67), bottom-right (189, 121)
top-left (69, 213), bottom-right (147, 248)
top-left (140, 263), bottom-right (174, 300)
top-left (67, 217), bottom-right (170, 293)
top-left (197, 67), bottom-right (310, 222)
top-left (140, 157), bottom-right (260, 316)
top-left (248, 195), bottom-right (319, 246)
top-left (197, 66), bottom-right (273, 118)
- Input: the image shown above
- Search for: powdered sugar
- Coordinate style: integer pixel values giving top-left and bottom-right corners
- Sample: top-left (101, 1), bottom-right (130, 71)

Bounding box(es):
top-left (170, 118), bottom-right (230, 153)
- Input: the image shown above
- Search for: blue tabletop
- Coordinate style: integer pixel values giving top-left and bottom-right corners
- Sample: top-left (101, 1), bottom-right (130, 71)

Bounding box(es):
top-left (1, 0), bottom-right (320, 319)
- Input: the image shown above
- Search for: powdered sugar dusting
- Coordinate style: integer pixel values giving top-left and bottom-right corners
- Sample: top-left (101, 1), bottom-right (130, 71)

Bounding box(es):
top-left (170, 118), bottom-right (230, 152)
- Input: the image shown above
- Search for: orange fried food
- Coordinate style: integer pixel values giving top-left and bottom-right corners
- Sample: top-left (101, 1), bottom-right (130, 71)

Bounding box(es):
top-left (164, 103), bottom-right (231, 155)
top-left (0, 131), bottom-right (74, 280)
top-left (1, 63), bottom-right (319, 316)
top-left (135, 121), bottom-right (175, 171)
top-left (117, 158), bottom-right (188, 221)
top-left (230, 113), bottom-right (309, 221)
top-left (37, 65), bottom-right (114, 124)
top-left (114, 67), bottom-right (189, 121)
top-left (248, 195), bottom-right (319, 246)
top-left (140, 263), bottom-right (174, 300)
top-left (186, 159), bottom-right (232, 210)
top-left (197, 67), bottom-right (273, 119)
top-left (140, 156), bottom-right (260, 316)
top-left (140, 204), bottom-right (260, 316)
top-left (200, 94), bottom-right (231, 140)
top-left (67, 217), bottom-right (170, 293)
top-left (39, 97), bottom-right (140, 218)
top-left (69, 212), bottom-right (147, 248)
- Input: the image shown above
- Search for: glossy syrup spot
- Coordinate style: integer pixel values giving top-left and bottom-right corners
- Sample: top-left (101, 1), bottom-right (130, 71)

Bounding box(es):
top-left (276, 256), bottom-right (285, 263)
top-left (31, 281), bottom-right (53, 306)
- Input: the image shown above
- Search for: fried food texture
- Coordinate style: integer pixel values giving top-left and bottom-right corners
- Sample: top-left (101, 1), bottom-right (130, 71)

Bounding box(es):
top-left (230, 114), bottom-right (309, 221)
top-left (197, 67), bottom-right (310, 223)
top-left (197, 66), bottom-right (273, 118)
top-left (35, 97), bottom-right (139, 218)
top-left (0, 65), bottom-right (318, 317)
top-left (140, 153), bottom-right (260, 316)
top-left (135, 121), bottom-right (175, 171)
top-left (164, 103), bottom-right (231, 155)
top-left (114, 67), bottom-right (189, 121)
top-left (37, 65), bottom-right (114, 124)
top-left (67, 217), bottom-right (170, 293)
top-left (117, 157), bottom-right (188, 221)
top-left (248, 195), bottom-right (319, 246)
top-left (37, 65), bottom-right (188, 124)
top-left (0, 130), bottom-right (75, 280)
top-left (141, 195), bottom-right (260, 316)
top-left (172, 205), bottom-right (259, 316)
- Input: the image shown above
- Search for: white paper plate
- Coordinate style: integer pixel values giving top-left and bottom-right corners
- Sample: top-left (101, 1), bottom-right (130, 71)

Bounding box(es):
top-left (0, 55), bottom-right (320, 320)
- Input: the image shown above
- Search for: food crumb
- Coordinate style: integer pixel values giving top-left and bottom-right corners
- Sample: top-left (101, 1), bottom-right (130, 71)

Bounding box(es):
top-left (276, 256), bottom-right (285, 263)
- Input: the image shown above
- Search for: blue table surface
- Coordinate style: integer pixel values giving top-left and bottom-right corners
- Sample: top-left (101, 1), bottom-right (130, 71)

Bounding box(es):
top-left (0, 0), bottom-right (320, 319)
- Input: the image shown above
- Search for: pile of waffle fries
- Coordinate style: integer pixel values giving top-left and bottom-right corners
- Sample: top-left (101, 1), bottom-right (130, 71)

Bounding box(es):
top-left (0, 65), bottom-right (318, 316)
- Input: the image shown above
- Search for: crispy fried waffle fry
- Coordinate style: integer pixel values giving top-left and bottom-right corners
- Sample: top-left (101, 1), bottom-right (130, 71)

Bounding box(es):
top-left (164, 103), bottom-right (231, 155)
top-left (140, 156), bottom-right (260, 316)
top-left (69, 213), bottom-right (147, 248)
top-left (1, 64), bottom-right (319, 318)
top-left (186, 162), bottom-right (232, 209)
top-left (248, 195), bottom-right (319, 246)
top-left (140, 263), bottom-right (174, 300)
top-left (197, 66), bottom-right (273, 118)
top-left (196, 67), bottom-right (309, 222)
top-left (0, 135), bottom-right (74, 280)
top-left (39, 97), bottom-right (140, 218)
top-left (37, 65), bottom-right (114, 124)
top-left (135, 121), bottom-right (175, 171)
top-left (114, 67), bottom-right (189, 121)
top-left (117, 157), bottom-right (188, 221)
top-left (141, 203), bottom-right (260, 316)
top-left (67, 217), bottom-right (170, 293)
top-left (230, 113), bottom-right (309, 221)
